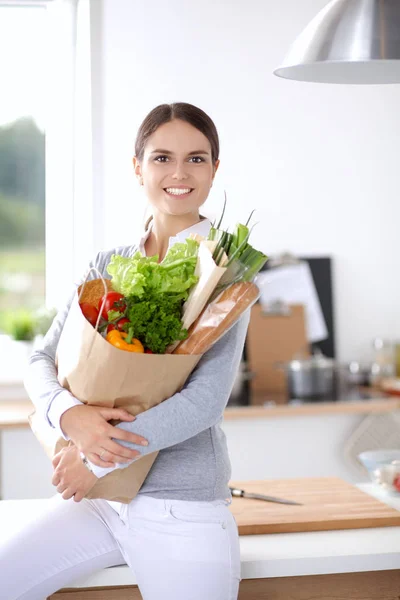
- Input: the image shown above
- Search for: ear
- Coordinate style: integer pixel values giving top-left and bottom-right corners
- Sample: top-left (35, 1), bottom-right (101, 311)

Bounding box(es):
top-left (132, 156), bottom-right (142, 182)
top-left (212, 159), bottom-right (220, 180)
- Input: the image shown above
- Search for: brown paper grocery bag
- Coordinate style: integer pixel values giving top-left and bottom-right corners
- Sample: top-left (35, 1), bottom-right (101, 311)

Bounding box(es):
top-left (29, 278), bottom-right (201, 503)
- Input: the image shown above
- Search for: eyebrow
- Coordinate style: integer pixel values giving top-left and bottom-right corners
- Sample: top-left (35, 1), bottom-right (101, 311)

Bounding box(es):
top-left (149, 148), bottom-right (210, 156)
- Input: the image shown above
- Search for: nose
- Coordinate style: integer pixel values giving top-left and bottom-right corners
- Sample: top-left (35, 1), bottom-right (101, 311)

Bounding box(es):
top-left (172, 161), bottom-right (189, 180)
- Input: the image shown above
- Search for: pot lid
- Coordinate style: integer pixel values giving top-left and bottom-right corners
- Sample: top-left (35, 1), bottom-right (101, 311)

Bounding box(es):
top-left (288, 349), bottom-right (335, 370)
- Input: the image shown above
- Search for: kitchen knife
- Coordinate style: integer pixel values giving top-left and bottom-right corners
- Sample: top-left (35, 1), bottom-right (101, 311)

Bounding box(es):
top-left (229, 486), bottom-right (303, 506)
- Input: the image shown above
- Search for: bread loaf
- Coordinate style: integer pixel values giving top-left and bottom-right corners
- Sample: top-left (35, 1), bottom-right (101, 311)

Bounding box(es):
top-left (173, 281), bottom-right (259, 355)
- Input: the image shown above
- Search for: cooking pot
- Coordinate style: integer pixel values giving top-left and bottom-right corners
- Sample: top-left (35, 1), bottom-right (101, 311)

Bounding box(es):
top-left (277, 349), bottom-right (337, 401)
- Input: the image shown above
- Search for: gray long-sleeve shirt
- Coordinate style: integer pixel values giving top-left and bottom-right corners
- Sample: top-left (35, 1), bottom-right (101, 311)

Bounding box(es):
top-left (24, 220), bottom-right (250, 502)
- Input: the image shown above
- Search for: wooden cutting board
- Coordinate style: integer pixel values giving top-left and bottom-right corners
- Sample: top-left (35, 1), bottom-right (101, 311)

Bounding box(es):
top-left (229, 477), bottom-right (400, 535)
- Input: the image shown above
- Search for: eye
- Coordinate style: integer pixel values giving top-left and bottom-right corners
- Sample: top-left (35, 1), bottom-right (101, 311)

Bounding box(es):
top-left (189, 156), bottom-right (205, 163)
top-left (154, 155), bottom-right (169, 162)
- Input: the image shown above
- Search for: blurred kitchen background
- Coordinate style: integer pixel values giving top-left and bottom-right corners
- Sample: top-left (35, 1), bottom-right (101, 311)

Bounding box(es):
top-left (1, 0), bottom-right (400, 500)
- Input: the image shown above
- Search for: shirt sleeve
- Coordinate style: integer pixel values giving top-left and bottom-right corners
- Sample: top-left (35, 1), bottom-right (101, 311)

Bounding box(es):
top-left (87, 309), bottom-right (250, 478)
top-left (23, 253), bottom-right (102, 440)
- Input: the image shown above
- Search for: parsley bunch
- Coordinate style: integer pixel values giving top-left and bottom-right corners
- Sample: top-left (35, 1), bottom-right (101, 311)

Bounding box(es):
top-left (106, 238), bottom-right (200, 353)
top-left (125, 292), bottom-right (188, 354)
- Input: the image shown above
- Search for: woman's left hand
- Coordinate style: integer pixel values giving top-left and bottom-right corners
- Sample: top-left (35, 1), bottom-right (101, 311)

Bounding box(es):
top-left (52, 445), bottom-right (98, 503)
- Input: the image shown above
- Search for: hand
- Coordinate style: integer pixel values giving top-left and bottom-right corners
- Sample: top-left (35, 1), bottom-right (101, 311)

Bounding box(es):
top-left (52, 445), bottom-right (98, 503)
top-left (60, 405), bottom-right (148, 468)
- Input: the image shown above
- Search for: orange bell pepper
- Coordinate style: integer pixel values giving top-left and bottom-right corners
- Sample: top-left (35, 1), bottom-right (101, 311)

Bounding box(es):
top-left (106, 329), bottom-right (144, 353)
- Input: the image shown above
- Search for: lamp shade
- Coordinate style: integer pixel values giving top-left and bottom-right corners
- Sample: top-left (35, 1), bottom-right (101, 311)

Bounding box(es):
top-left (274, 0), bottom-right (400, 84)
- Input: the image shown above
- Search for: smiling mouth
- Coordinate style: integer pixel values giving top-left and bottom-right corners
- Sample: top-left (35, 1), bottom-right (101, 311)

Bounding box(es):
top-left (163, 187), bottom-right (194, 196)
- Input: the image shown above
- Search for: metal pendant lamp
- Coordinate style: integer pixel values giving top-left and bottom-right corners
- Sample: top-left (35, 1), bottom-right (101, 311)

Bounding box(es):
top-left (273, 0), bottom-right (400, 84)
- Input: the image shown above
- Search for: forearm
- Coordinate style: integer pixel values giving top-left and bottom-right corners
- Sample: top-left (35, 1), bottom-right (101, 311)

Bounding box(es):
top-left (87, 310), bottom-right (250, 478)
top-left (24, 349), bottom-right (83, 440)
top-left (23, 253), bottom-right (102, 439)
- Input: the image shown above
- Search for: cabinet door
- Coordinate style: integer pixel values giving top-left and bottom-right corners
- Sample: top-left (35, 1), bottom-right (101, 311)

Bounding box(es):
top-left (1, 428), bottom-right (55, 499)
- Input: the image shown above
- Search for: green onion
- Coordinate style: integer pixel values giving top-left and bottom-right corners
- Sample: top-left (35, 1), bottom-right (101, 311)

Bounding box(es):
top-left (208, 227), bottom-right (217, 241)
top-left (228, 241), bottom-right (238, 258)
top-left (239, 245), bottom-right (268, 281)
top-left (212, 230), bottom-right (228, 264)
top-left (233, 223), bottom-right (249, 254)
top-left (224, 232), bottom-right (233, 257)
top-left (215, 191), bottom-right (227, 230)
top-left (225, 223), bottom-right (257, 268)
top-left (245, 209), bottom-right (255, 227)
top-left (207, 201), bottom-right (268, 279)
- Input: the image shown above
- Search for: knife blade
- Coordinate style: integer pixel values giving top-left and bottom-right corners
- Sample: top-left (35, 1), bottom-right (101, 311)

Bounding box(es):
top-left (229, 486), bottom-right (303, 506)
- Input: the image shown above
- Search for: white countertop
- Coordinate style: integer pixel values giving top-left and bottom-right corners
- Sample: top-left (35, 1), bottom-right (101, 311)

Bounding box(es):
top-left (1, 483), bottom-right (399, 586)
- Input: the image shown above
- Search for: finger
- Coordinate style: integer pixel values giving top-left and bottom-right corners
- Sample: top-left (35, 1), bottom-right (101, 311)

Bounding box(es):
top-left (101, 408), bottom-right (136, 422)
top-left (106, 440), bottom-right (142, 461)
top-left (94, 447), bottom-right (140, 465)
top-left (52, 472), bottom-right (60, 486)
top-left (62, 488), bottom-right (74, 501)
top-left (86, 443), bottom-right (140, 465)
top-left (116, 409), bottom-right (136, 422)
top-left (73, 492), bottom-right (84, 503)
top-left (57, 483), bottom-right (66, 494)
top-left (86, 453), bottom-right (115, 468)
top-left (109, 425), bottom-right (149, 448)
top-left (52, 453), bottom-right (62, 469)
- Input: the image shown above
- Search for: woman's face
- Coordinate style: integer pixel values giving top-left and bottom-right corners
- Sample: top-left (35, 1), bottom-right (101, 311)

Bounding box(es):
top-left (133, 119), bottom-right (219, 218)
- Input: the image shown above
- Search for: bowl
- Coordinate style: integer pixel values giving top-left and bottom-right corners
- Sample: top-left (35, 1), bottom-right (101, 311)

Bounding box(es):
top-left (358, 450), bottom-right (400, 493)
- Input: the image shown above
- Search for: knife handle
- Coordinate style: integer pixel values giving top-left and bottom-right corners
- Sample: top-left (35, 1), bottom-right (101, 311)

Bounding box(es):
top-left (229, 487), bottom-right (245, 497)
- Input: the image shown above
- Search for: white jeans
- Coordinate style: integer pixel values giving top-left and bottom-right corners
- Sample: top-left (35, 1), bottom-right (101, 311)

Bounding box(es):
top-left (0, 493), bottom-right (241, 600)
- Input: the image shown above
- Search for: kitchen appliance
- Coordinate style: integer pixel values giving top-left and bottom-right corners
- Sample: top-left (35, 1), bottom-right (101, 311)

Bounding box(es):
top-left (277, 349), bottom-right (337, 401)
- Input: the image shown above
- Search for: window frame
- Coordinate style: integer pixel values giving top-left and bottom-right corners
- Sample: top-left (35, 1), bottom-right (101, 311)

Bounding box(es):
top-left (1, 0), bottom-right (104, 310)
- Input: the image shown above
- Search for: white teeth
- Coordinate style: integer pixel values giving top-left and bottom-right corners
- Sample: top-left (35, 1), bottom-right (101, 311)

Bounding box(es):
top-left (165, 188), bottom-right (192, 195)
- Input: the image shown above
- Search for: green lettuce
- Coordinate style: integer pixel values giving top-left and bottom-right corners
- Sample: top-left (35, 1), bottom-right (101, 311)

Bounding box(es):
top-left (106, 238), bottom-right (199, 300)
top-left (105, 238), bottom-right (200, 352)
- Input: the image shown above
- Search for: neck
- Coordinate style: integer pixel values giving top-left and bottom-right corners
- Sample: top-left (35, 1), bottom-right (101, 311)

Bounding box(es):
top-left (146, 210), bottom-right (204, 262)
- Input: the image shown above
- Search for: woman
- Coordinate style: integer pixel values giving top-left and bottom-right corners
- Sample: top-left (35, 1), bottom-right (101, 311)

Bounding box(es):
top-left (1, 103), bottom-right (250, 600)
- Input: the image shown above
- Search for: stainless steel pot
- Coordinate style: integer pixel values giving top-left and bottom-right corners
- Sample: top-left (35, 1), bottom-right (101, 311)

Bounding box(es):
top-left (277, 349), bottom-right (337, 401)
top-left (229, 360), bottom-right (255, 406)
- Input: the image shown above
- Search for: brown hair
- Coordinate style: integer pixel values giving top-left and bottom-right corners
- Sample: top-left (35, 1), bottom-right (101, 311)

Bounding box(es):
top-left (135, 102), bottom-right (220, 230)
top-left (135, 102), bottom-right (220, 164)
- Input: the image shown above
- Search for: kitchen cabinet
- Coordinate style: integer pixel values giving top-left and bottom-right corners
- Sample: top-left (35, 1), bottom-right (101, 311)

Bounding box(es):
top-left (45, 573), bottom-right (400, 600)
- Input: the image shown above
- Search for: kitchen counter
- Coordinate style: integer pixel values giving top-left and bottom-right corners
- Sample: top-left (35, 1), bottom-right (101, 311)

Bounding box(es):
top-left (3, 390), bottom-right (399, 499)
top-left (1, 482), bottom-right (399, 599)
top-left (224, 396), bottom-right (400, 420)
top-left (1, 395), bottom-right (399, 430)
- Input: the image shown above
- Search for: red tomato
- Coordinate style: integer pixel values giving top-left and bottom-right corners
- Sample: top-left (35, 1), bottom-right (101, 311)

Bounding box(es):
top-left (79, 302), bottom-right (100, 327)
top-left (107, 317), bottom-right (130, 334)
top-left (98, 292), bottom-right (126, 320)
top-left (145, 348), bottom-right (153, 354)
top-left (393, 474), bottom-right (400, 492)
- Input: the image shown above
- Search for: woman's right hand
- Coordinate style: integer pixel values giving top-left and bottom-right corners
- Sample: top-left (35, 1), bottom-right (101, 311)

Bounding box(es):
top-left (60, 405), bottom-right (148, 468)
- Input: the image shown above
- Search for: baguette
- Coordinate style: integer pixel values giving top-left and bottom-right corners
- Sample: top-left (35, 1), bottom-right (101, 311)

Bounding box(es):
top-left (173, 281), bottom-right (260, 355)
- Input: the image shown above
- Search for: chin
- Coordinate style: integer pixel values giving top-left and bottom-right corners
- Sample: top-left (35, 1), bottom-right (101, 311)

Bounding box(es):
top-left (162, 202), bottom-right (203, 217)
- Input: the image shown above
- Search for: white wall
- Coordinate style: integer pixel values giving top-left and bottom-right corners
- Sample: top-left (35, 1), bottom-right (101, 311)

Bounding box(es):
top-left (1, 414), bottom-right (368, 499)
top-left (92, 0), bottom-right (400, 364)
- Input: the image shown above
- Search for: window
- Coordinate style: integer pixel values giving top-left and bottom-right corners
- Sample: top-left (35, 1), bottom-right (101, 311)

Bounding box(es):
top-left (0, 0), bottom-right (96, 338)
top-left (0, 4), bottom-right (47, 334)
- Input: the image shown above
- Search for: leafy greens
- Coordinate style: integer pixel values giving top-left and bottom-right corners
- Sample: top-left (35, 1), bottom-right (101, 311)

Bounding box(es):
top-left (106, 238), bottom-right (199, 353)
